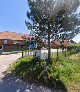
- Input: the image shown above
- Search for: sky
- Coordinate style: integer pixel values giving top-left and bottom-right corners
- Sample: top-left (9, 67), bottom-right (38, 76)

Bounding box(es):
top-left (0, 0), bottom-right (30, 34)
top-left (0, 0), bottom-right (80, 43)
top-left (73, 33), bottom-right (80, 43)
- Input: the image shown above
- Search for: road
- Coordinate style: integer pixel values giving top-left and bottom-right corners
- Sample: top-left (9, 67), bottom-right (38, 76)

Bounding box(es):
top-left (0, 53), bottom-right (52, 92)
top-left (0, 53), bottom-right (21, 78)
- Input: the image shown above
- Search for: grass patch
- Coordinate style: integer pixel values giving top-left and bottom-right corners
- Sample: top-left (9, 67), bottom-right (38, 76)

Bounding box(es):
top-left (11, 54), bottom-right (80, 91)
top-left (69, 53), bottom-right (80, 61)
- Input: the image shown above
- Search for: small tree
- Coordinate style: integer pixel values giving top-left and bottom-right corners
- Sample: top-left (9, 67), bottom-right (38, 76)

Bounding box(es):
top-left (26, 0), bottom-right (80, 62)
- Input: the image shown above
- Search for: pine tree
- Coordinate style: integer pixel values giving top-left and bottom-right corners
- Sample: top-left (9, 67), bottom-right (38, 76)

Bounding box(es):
top-left (26, 0), bottom-right (80, 62)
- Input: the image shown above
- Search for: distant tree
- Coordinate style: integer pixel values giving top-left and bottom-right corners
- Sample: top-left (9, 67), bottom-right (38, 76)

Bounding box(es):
top-left (26, 0), bottom-right (80, 62)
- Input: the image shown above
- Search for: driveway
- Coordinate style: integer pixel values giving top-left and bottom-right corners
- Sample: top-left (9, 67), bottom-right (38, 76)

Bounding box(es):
top-left (0, 53), bottom-right (21, 78)
top-left (0, 53), bottom-right (52, 92)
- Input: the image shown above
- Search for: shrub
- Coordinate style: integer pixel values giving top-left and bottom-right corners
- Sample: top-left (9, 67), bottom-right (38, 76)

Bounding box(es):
top-left (11, 55), bottom-right (80, 90)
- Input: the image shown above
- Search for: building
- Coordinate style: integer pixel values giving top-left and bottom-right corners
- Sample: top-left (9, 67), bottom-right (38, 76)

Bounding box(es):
top-left (51, 40), bottom-right (71, 49)
top-left (0, 31), bottom-right (32, 51)
top-left (51, 41), bottom-right (61, 49)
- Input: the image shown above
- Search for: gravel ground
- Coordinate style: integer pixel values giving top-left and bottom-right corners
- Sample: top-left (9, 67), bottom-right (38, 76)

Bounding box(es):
top-left (0, 53), bottom-right (52, 92)
top-left (0, 53), bottom-right (21, 78)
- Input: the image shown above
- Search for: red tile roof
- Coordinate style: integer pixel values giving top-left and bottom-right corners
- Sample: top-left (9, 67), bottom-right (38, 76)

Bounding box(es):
top-left (51, 40), bottom-right (71, 48)
top-left (63, 41), bottom-right (71, 46)
top-left (0, 32), bottom-right (31, 40)
top-left (51, 41), bottom-right (61, 49)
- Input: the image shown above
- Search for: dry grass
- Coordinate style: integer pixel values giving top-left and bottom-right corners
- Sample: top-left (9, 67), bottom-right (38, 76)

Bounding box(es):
top-left (69, 53), bottom-right (80, 61)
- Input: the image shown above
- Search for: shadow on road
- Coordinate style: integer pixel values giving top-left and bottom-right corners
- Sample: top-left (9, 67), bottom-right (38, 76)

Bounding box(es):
top-left (0, 72), bottom-right (53, 92)
top-left (0, 72), bottom-right (68, 92)
top-left (0, 73), bottom-right (29, 92)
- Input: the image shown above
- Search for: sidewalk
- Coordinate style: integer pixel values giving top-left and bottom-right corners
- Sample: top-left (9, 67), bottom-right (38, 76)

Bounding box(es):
top-left (0, 53), bottom-right (52, 92)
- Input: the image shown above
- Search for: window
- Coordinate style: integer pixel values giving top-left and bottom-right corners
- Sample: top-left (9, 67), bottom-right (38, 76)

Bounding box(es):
top-left (28, 37), bottom-right (30, 40)
top-left (31, 37), bottom-right (34, 40)
top-left (0, 45), bottom-right (3, 50)
top-left (3, 36), bottom-right (8, 38)
top-left (13, 41), bottom-right (17, 44)
top-left (4, 40), bottom-right (8, 44)
top-left (13, 36), bottom-right (17, 38)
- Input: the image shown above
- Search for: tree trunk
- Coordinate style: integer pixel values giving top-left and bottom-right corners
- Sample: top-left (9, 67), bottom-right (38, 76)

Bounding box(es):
top-left (62, 49), bottom-right (63, 54)
top-left (22, 50), bottom-right (24, 58)
top-left (70, 47), bottom-right (71, 55)
top-left (57, 48), bottom-right (59, 60)
top-left (65, 47), bottom-right (66, 57)
top-left (48, 33), bottom-right (51, 62)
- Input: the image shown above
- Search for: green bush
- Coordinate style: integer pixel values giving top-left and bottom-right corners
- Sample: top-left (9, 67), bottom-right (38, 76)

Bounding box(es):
top-left (11, 55), bottom-right (80, 90)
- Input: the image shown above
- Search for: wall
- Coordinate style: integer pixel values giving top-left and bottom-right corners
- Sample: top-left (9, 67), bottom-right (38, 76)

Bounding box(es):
top-left (0, 39), bottom-right (27, 51)
top-left (3, 44), bottom-right (28, 51)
